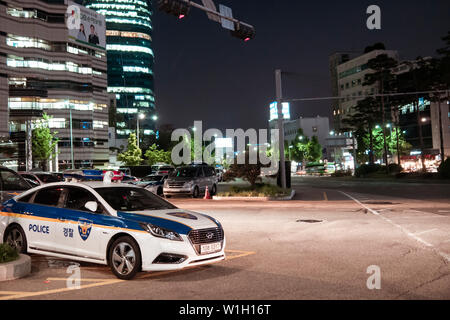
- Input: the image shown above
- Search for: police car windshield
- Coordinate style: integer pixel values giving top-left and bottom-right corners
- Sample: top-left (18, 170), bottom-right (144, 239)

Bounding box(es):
top-left (94, 187), bottom-right (177, 212)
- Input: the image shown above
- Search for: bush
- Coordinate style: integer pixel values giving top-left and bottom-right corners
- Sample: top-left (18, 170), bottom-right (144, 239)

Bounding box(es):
top-left (355, 164), bottom-right (384, 177)
top-left (0, 243), bottom-right (19, 263)
top-left (438, 158), bottom-right (450, 179)
top-left (388, 163), bottom-right (403, 174)
top-left (218, 183), bottom-right (290, 197)
top-left (332, 170), bottom-right (353, 177)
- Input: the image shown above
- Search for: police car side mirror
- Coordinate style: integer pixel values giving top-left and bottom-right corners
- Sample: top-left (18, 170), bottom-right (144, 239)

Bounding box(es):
top-left (85, 201), bottom-right (98, 213)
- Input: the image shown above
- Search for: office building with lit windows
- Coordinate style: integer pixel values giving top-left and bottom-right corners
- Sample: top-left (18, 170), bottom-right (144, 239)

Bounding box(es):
top-left (84, 0), bottom-right (156, 144)
top-left (330, 49), bottom-right (399, 132)
top-left (0, 0), bottom-right (109, 170)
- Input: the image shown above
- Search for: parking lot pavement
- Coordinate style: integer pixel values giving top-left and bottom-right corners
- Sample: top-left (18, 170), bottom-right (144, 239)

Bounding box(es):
top-left (1, 177), bottom-right (449, 299)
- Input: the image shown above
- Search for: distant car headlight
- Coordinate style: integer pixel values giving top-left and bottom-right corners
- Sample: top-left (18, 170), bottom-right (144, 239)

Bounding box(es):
top-left (140, 223), bottom-right (183, 241)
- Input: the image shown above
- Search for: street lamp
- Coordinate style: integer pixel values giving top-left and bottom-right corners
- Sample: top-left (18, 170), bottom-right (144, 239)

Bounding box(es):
top-left (137, 113), bottom-right (145, 149)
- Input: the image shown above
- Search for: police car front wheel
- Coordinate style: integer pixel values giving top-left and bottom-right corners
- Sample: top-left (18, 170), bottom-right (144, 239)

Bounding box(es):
top-left (4, 224), bottom-right (27, 254)
top-left (109, 236), bottom-right (141, 280)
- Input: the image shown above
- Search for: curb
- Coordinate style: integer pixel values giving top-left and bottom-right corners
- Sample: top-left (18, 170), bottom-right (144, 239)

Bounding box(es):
top-left (213, 190), bottom-right (296, 201)
top-left (0, 254), bottom-right (31, 281)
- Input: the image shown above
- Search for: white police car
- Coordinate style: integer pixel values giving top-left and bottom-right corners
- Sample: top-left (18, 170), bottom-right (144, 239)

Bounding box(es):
top-left (0, 177), bottom-right (225, 280)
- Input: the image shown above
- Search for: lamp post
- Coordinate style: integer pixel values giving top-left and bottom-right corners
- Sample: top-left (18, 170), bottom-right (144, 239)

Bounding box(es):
top-left (137, 113), bottom-right (145, 149)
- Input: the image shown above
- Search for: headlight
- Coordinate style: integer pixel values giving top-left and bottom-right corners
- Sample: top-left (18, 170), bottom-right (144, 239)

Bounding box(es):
top-left (140, 223), bottom-right (183, 241)
top-left (184, 181), bottom-right (194, 188)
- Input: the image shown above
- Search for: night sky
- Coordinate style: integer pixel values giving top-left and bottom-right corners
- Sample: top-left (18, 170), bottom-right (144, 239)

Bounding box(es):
top-left (152, 0), bottom-right (450, 133)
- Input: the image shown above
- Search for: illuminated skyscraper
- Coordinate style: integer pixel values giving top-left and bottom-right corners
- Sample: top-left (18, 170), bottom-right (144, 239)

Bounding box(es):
top-left (84, 0), bottom-right (156, 143)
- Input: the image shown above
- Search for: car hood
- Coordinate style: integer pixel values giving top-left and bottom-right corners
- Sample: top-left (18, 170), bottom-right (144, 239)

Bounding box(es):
top-left (117, 209), bottom-right (220, 234)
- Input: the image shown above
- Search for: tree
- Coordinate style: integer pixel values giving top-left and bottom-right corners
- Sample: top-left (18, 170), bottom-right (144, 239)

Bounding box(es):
top-left (222, 147), bottom-right (262, 187)
top-left (32, 113), bottom-right (58, 171)
top-left (436, 31), bottom-right (450, 87)
top-left (306, 136), bottom-right (322, 162)
top-left (144, 143), bottom-right (172, 166)
top-left (117, 133), bottom-right (143, 166)
top-left (289, 129), bottom-right (309, 163)
top-left (342, 97), bottom-right (381, 165)
top-left (364, 53), bottom-right (398, 169)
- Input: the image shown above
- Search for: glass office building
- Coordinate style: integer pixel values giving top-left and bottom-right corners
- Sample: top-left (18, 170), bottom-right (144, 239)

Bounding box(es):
top-left (84, 0), bottom-right (156, 141)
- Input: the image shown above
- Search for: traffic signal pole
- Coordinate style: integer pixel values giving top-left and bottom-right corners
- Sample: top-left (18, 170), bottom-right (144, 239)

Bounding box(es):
top-left (158, 0), bottom-right (255, 40)
top-left (182, 0), bottom-right (253, 29)
top-left (275, 69), bottom-right (287, 189)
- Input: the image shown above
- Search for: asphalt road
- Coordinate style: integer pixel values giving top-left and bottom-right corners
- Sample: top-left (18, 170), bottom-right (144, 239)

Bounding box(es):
top-left (1, 176), bottom-right (449, 300)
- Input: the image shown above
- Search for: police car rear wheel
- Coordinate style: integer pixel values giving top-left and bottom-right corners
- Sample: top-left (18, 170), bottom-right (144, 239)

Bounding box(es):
top-left (5, 225), bottom-right (27, 254)
top-left (109, 237), bottom-right (141, 280)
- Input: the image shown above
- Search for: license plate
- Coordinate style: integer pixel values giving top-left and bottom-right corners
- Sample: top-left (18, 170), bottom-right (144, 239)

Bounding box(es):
top-left (200, 242), bottom-right (221, 254)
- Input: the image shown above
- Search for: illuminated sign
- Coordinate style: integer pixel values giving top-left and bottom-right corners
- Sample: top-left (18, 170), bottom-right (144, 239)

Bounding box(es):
top-left (269, 102), bottom-right (290, 121)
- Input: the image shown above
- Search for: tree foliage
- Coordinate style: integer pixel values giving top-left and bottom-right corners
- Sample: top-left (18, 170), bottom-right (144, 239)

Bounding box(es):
top-left (117, 133), bottom-right (142, 166)
top-left (222, 148), bottom-right (262, 187)
top-left (32, 113), bottom-right (58, 170)
top-left (144, 143), bottom-right (172, 166)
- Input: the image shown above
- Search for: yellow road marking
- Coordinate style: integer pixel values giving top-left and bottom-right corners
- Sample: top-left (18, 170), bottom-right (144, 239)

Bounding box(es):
top-left (0, 291), bottom-right (31, 295)
top-left (46, 277), bottom-right (112, 282)
top-left (0, 279), bottom-right (123, 300)
top-left (323, 192), bottom-right (328, 201)
top-left (225, 249), bottom-right (256, 260)
top-left (1, 249), bottom-right (256, 300)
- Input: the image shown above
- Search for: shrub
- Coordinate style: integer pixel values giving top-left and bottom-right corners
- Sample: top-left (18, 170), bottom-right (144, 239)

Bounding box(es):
top-left (438, 158), bottom-right (450, 179)
top-left (332, 170), bottom-right (352, 177)
top-left (0, 243), bottom-right (19, 264)
top-left (388, 163), bottom-right (403, 174)
top-left (355, 164), bottom-right (384, 177)
top-left (218, 183), bottom-right (290, 197)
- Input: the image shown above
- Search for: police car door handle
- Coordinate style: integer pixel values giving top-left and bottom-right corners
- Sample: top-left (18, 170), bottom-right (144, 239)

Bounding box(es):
top-left (58, 217), bottom-right (66, 222)
top-left (23, 211), bottom-right (33, 215)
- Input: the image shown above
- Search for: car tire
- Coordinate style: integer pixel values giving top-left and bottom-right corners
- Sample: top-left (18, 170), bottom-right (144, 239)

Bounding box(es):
top-left (211, 184), bottom-right (217, 196)
top-left (108, 236), bottom-right (141, 280)
top-left (4, 224), bottom-right (27, 254)
top-left (192, 186), bottom-right (200, 198)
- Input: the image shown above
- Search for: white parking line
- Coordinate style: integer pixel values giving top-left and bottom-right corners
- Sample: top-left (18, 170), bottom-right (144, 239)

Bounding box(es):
top-left (340, 191), bottom-right (450, 263)
top-left (414, 229), bottom-right (438, 236)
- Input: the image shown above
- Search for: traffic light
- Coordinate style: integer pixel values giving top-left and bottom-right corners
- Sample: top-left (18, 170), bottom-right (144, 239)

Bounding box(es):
top-left (230, 23), bottom-right (255, 42)
top-left (157, 0), bottom-right (191, 19)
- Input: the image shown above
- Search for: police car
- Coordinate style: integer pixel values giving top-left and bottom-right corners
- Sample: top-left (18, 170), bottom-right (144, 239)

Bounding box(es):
top-left (0, 173), bottom-right (225, 280)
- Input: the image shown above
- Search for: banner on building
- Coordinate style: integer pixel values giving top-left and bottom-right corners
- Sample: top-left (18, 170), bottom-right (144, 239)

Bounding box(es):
top-left (66, 1), bottom-right (106, 49)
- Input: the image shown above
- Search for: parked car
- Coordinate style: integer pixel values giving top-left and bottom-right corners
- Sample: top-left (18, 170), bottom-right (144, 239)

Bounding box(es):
top-left (0, 180), bottom-right (225, 280)
top-left (18, 172), bottom-right (62, 186)
top-left (151, 164), bottom-right (175, 175)
top-left (163, 164), bottom-right (218, 198)
top-left (0, 166), bottom-right (32, 203)
top-left (215, 168), bottom-right (224, 182)
top-left (137, 174), bottom-right (168, 196)
top-left (121, 175), bottom-right (140, 184)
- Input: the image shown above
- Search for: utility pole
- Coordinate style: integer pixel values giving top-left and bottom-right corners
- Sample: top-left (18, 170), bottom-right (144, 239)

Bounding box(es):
top-left (275, 69), bottom-right (287, 189)
top-left (437, 90), bottom-right (445, 162)
top-left (69, 106), bottom-right (74, 169)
